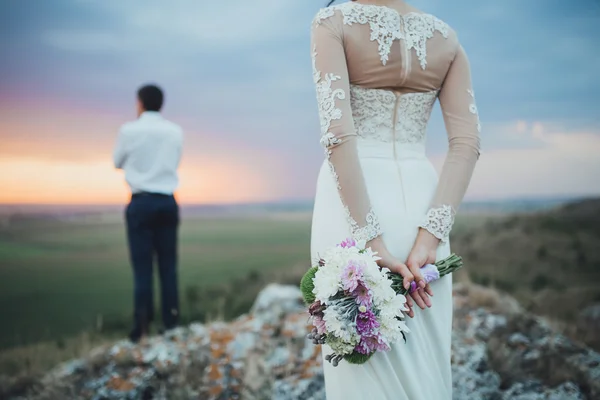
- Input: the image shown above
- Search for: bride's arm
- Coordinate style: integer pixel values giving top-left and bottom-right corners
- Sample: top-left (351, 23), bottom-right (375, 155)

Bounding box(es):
top-left (311, 11), bottom-right (417, 292)
top-left (310, 14), bottom-right (382, 245)
top-left (419, 44), bottom-right (482, 243)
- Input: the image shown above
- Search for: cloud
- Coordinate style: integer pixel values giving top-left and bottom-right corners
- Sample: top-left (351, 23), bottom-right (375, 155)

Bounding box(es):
top-left (40, 31), bottom-right (131, 53)
top-left (41, 1), bottom-right (310, 54)
top-left (430, 122), bottom-right (600, 199)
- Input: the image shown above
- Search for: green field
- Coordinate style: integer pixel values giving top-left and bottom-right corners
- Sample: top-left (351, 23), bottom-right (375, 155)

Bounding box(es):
top-left (0, 213), bottom-right (312, 350)
top-left (6, 201), bottom-right (597, 379)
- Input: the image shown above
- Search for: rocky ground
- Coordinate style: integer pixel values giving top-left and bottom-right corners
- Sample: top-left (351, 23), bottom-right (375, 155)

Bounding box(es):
top-left (4, 283), bottom-right (600, 400)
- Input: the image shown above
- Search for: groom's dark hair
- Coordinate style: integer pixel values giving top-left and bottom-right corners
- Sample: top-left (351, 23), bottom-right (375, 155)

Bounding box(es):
top-left (137, 84), bottom-right (164, 112)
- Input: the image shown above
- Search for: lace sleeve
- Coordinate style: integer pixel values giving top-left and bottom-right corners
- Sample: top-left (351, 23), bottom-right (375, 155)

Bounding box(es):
top-left (311, 11), bottom-right (382, 243)
top-left (422, 45), bottom-right (481, 242)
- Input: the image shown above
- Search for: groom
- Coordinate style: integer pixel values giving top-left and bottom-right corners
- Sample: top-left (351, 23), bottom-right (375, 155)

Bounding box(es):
top-left (113, 84), bottom-right (184, 342)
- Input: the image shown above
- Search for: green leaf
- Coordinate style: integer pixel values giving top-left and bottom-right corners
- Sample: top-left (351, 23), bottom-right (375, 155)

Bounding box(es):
top-left (300, 266), bottom-right (318, 305)
top-left (344, 351), bottom-right (374, 364)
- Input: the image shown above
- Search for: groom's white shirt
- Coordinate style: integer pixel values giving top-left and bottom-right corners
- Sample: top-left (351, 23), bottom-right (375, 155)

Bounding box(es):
top-left (113, 111), bottom-right (183, 195)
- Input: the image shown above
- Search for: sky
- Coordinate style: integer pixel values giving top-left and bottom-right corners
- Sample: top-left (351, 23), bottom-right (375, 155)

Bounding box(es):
top-left (1, 0), bottom-right (599, 204)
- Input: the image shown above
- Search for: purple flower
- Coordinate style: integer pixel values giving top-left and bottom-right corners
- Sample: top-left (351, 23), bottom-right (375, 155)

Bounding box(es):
top-left (355, 333), bottom-right (390, 354)
top-left (356, 310), bottom-right (380, 336)
top-left (409, 264), bottom-right (441, 293)
top-left (338, 238), bottom-right (356, 248)
top-left (341, 261), bottom-right (364, 292)
top-left (312, 315), bottom-right (327, 335)
top-left (352, 283), bottom-right (373, 308)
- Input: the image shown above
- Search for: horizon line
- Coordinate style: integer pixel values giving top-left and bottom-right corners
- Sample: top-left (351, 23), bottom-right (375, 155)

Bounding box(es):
top-left (0, 194), bottom-right (597, 208)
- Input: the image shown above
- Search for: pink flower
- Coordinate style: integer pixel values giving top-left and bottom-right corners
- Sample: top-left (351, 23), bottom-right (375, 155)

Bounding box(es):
top-left (338, 238), bottom-right (357, 248)
top-left (312, 315), bottom-right (327, 335)
top-left (352, 283), bottom-right (373, 308)
top-left (341, 261), bottom-right (364, 292)
top-left (355, 332), bottom-right (390, 354)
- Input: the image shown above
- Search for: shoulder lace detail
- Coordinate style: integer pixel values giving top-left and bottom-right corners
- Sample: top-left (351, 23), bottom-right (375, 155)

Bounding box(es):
top-left (336, 3), bottom-right (402, 65)
top-left (467, 89), bottom-right (482, 133)
top-left (403, 13), bottom-right (449, 69)
top-left (350, 86), bottom-right (437, 144)
top-left (329, 3), bottom-right (449, 67)
top-left (419, 205), bottom-right (454, 243)
top-left (344, 207), bottom-right (382, 243)
top-left (314, 7), bottom-right (335, 25)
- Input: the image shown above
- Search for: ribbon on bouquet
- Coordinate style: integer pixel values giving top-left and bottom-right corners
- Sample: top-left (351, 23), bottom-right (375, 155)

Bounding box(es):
top-left (408, 264), bottom-right (440, 293)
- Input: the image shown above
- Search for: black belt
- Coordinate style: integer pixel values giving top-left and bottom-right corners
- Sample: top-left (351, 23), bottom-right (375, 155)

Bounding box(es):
top-left (132, 192), bottom-right (173, 198)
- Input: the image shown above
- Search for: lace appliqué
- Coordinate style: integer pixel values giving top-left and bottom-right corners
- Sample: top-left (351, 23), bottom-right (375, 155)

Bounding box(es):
top-left (311, 45), bottom-right (320, 84)
top-left (318, 3), bottom-right (449, 67)
top-left (395, 91), bottom-right (439, 142)
top-left (320, 132), bottom-right (341, 148)
top-left (350, 85), bottom-right (437, 144)
top-left (337, 3), bottom-right (402, 65)
top-left (320, 132), bottom-right (343, 190)
top-left (314, 7), bottom-right (335, 25)
top-left (312, 41), bottom-right (382, 242)
top-left (403, 13), bottom-right (449, 70)
top-left (344, 207), bottom-right (382, 243)
top-left (467, 89), bottom-right (482, 133)
top-left (312, 47), bottom-right (345, 190)
top-left (315, 74), bottom-right (345, 136)
top-left (419, 205), bottom-right (454, 243)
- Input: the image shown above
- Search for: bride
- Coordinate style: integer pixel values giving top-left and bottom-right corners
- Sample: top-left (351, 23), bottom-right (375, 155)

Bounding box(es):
top-left (310, 0), bottom-right (481, 398)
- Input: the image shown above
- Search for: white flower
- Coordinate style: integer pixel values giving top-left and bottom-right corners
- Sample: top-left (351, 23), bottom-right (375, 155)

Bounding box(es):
top-left (323, 306), bottom-right (359, 345)
top-left (355, 239), bottom-right (367, 250)
top-left (313, 272), bottom-right (341, 304)
top-left (380, 317), bottom-right (410, 343)
top-left (389, 294), bottom-right (409, 313)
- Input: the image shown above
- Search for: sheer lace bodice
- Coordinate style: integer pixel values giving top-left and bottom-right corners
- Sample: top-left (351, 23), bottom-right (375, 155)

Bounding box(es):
top-left (311, 1), bottom-right (481, 243)
top-left (350, 86), bottom-right (438, 144)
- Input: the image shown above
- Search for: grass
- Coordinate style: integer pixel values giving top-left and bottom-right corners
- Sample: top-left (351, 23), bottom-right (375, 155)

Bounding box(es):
top-left (451, 199), bottom-right (600, 322)
top-left (0, 213), bottom-right (312, 351)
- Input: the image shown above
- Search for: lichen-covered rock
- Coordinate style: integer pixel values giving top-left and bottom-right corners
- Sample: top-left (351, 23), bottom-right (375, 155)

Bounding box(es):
top-left (576, 303), bottom-right (600, 351)
top-left (502, 381), bottom-right (585, 400)
top-left (487, 312), bottom-right (600, 400)
top-left (10, 283), bottom-right (600, 400)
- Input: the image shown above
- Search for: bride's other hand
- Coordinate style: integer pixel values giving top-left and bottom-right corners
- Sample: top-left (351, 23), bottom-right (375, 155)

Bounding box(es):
top-left (368, 237), bottom-right (420, 317)
top-left (406, 228), bottom-right (441, 309)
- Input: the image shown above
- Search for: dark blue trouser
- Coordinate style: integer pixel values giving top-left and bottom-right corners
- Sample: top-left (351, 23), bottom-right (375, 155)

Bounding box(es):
top-left (126, 193), bottom-right (179, 333)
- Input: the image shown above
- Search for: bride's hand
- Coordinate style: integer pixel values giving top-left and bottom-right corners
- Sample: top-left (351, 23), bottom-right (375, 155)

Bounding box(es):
top-left (405, 228), bottom-right (440, 311)
top-left (368, 237), bottom-right (427, 318)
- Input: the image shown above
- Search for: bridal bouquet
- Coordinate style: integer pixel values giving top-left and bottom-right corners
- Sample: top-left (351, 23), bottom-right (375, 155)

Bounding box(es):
top-left (300, 238), bottom-right (463, 366)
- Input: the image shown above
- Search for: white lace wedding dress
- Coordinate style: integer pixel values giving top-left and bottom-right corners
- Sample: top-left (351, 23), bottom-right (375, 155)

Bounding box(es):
top-left (309, 2), bottom-right (481, 399)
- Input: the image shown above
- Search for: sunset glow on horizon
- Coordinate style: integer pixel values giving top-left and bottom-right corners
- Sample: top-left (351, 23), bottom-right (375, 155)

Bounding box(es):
top-left (0, 156), bottom-right (277, 205)
top-left (0, 98), bottom-right (287, 205)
